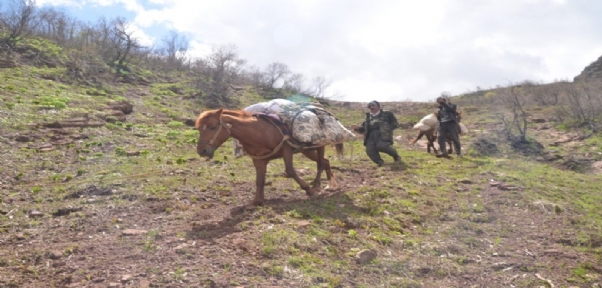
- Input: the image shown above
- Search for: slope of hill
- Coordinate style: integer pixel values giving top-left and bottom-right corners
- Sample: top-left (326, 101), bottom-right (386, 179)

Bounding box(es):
top-left (575, 55), bottom-right (602, 81)
top-left (1, 38), bottom-right (602, 288)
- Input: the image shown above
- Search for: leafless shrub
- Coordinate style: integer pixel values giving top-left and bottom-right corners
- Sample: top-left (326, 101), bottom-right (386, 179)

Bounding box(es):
top-left (553, 80), bottom-right (602, 138)
top-left (0, 0), bottom-right (38, 49)
top-left (496, 83), bottom-right (530, 143)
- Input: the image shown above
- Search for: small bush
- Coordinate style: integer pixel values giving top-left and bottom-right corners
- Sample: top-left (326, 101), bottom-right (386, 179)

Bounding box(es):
top-left (167, 121), bottom-right (184, 128)
top-left (33, 96), bottom-right (70, 109)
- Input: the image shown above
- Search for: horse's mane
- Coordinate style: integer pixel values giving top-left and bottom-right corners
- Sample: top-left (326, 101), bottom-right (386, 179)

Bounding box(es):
top-left (195, 109), bottom-right (253, 129)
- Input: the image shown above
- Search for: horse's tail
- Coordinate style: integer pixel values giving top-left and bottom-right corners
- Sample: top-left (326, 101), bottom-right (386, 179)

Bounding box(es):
top-left (409, 131), bottom-right (424, 145)
top-left (334, 143), bottom-right (344, 159)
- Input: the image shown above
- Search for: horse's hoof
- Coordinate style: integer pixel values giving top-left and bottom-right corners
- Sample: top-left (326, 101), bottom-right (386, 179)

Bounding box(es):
top-left (246, 200), bottom-right (263, 208)
top-left (308, 192), bottom-right (321, 200)
top-left (324, 183), bottom-right (340, 191)
top-left (306, 188), bottom-right (320, 199)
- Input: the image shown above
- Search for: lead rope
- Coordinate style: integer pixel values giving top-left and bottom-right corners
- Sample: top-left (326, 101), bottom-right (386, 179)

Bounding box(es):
top-left (246, 118), bottom-right (292, 160)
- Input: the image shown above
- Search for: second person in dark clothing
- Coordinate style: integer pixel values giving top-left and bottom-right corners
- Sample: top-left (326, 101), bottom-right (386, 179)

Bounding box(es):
top-left (351, 100), bottom-right (402, 167)
top-left (435, 97), bottom-right (461, 158)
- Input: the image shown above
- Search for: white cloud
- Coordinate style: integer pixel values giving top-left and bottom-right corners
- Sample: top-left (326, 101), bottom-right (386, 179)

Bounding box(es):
top-left (36, 0), bottom-right (602, 102)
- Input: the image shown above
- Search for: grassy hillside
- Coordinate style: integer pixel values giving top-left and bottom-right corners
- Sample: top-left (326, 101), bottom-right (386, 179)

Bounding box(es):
top-left (0, 38), bottom-right (601, 288)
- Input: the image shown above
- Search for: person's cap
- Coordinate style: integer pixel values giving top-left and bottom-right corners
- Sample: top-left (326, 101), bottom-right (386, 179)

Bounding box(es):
top-left (367, 100), bottom-right (380, 108)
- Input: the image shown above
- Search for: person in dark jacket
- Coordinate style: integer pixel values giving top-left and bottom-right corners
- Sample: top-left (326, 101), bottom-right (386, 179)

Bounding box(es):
top-left (351, 100), bottom-right (402, 167)
top-left (435, 97), bottom-right (461, 158)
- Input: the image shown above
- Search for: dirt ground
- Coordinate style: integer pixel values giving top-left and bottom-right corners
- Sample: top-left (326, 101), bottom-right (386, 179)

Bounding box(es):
top-left (1, 143), bottom-right (600, 288)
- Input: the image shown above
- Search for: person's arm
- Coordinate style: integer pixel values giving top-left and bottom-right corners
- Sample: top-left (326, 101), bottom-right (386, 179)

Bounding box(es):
top-left (351, 122), bottom-right (366, 134)
top-left (388, 112), bottom-right (400, 130)
top-left (439, 101), bottom-right (457, 113)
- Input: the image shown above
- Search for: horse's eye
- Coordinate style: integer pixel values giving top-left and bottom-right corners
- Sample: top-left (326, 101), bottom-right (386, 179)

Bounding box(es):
top-left (209, 126), bottom-right (217, 130)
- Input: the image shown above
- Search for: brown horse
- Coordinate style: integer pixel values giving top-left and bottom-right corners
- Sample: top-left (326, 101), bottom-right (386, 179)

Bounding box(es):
top-left (409, 111), bottom-right (463, 154)
top-left (195, 108), bottom-right (341, 206)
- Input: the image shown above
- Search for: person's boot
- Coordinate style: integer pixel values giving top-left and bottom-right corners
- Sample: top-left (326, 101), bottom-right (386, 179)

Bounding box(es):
top-left (435, 153), bottom-right (452, 159)
top-left (393, 155), bottom-right (402, 164)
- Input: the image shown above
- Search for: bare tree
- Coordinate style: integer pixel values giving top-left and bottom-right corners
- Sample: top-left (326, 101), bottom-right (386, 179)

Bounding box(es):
top-left (161, 30), bottom-right (188, 69)
top-left (309, 76), bottom-right (332, 100)
top-left (201, 44), bottom-right (246, 107)
top-left (0, 0), bottom-right (38, 48)
top-left (110, 17), bottom-right (142, 69)
top-left (497, 84), bottom-right (530, 143)
top-left (282, 73), bottom-right (306, 94)
top-left (263, 62), bottom-right (290, 88)
top-left (36, 7), bottom-right (76, 45)
top-left (531, 82), bottom-right (561, 106)
top-left (243, 65), bottom-right (267, 87)
top-left (555, 80), bottom-right (602, 138)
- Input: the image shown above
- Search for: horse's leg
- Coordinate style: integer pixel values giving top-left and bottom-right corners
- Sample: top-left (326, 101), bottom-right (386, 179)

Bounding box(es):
top-left (427, 134), bottom-right (438, 154)
top-left (431, 131), bottom-right (440, 154)
top-left (302, 148), bottom-right (338, 190)
top-left (251, 159), bottom-right (268, 206)
top-left (322, 146), bottom-right (339, 189)
top-left (314, 147), bottom-right (325, 190)
top-left (282, 145), bottom-right (317, 198)
top-left (409, 131), bottom-right (424, 145)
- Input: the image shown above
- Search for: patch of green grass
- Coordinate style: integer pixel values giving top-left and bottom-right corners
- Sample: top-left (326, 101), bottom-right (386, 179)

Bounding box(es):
top-left (32, 95), bottom-right (70, 109)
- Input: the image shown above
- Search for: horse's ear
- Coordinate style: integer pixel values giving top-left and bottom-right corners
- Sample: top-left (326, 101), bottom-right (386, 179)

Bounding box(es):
top-left (216, 108), bottom-right (224, 116)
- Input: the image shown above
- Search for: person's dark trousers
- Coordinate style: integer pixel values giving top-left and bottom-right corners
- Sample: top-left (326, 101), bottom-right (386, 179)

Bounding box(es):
top-left (365, 130), bottom-right (400, 166)
top-left (438, 121), bottom-right (461, 156)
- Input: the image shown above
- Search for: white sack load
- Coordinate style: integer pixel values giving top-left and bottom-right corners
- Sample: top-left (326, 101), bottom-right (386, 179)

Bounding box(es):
top-left (459, 123), bottom-right (468, 134)
top-left (244, 99), bottom-right (295, 115)
top-left (413, 122), bottom-right (432, 132)
top-left (285, 110), bottom-right (355, 146)
top-left (420, 113), bottom-right (438, 127)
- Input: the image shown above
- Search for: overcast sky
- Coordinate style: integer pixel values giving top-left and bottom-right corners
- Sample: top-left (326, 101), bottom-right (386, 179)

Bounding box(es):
top-left (36, 0), bottom-right (602, 102)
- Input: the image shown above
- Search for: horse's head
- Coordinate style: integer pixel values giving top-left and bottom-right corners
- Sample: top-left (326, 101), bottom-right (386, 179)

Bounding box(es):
top-left (195, 108), bottom-right (232, 159)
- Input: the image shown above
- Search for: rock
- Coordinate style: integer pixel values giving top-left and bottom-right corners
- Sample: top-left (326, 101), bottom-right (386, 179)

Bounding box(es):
top-left (43, 119), bottom-right (105, 129)
top-left (591, 161), bottom-right (602, 175)
top-left (52, 206), bottom-right (82, 217)
top-left (15, 135), bottom-right (31, 142)
top-left (107, 101), bottom-right (133, 115)
top-left (543, 249), bottom-right (561, 255)
top-left (498, 184), bottom-right (522, 191)
top-left (52, 261), bottom-right (66, 267)
top-left (122, 229), bottom-right (148, 236)
top-left (15, 233), bottom-right (25, 240)
top-left (47, 250), bottom-right (63, 260)
top-left (92, 277), bottom-right (105, 283)
top-left (28, 210), bottom-right (44, 218)
top-left (121, 274), bottom-right (132, 283)
top-left (108, 282), bottom-right (121, 287)
top-left (415, 267), bottom-right (432, 275)
top-left (175, 244), bottom-right (188, 254)
top-left (104, 110), bottom-right (126, 123)
top-left (232, 238), bottom-right (250, 251)
top-left (184, 119), bottom-right (195, 127)
top-left (355, 249), bottom-right (377, 265)
top-left (296, 220), bottom-right (312, 228)
top-left (459, 179), bottom-right (472, 184)
top-left (531, 118), bottom-right (546, 123)
top-left (126, 151), bottom-right (140, 157)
